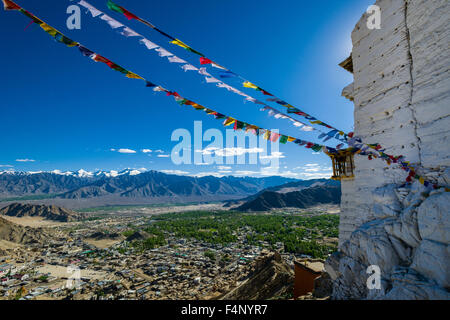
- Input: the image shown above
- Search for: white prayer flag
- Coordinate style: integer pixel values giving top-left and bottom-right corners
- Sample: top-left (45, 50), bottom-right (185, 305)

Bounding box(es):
top-left (100, 14), bottom-right (124, 29)
top-left (181, 64), bottom-right (199, 72)
top-left (155, 48), bottom-right (173, 57)
top-left (198, 67), bottom-right (211, 77)
top-left (78, 0), bottom-right (102, 17)
top-left (205, 77), bottom-right (221, 83)
top-left (121, 27), bottom-right (140, 37)
top-left (168, 56), bottom-right (187, 64)
top-left (140, 39), bottom-right (159, 50)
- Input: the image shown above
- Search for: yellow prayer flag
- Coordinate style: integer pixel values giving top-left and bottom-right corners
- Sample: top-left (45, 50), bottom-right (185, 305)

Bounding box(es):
top-left (126, 72), bottom-right (144, 80)
top-left (264, 131), bottom-right (271, 140)
top-left (171, 39), bottom-right (190, 50)
top-left (243, 81), bottom-right (258, 89)
top-left (39, 23), bottom-right (57, 37)
top-left (224, 118), bottom-right (236, 126)
top-left (287, 137), bottom-right (296, 142)
top-left (419, 177), bottom-right (425, 185)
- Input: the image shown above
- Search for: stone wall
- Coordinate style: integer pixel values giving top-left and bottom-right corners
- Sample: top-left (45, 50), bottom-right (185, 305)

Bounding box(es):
top-left (330, 0), bottom-right (450, 299)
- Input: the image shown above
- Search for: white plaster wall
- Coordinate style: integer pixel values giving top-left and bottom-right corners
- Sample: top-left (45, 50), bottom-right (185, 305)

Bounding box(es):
top-left (339, 0), bottom-right (450, 247)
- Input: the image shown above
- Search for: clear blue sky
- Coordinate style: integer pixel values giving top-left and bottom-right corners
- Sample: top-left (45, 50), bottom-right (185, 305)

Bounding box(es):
top-left (0, 0), bottom-right (374, 179)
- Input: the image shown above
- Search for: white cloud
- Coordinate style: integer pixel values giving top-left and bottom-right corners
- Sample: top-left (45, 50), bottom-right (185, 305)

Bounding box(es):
top-left (111, 148), bottom-right (137, 154)
top-left (196, 147), bottom-right (264, 157)
top-left (155, 150), bottom-right (165, 154)
top-left (0, 165), bottom-right (13, 168)
top-left (234, 170), bottom-right (260, 176)
top-left (190, 172), bottom-right (225, 178)
top-left (157, 154), bottom-right (170, 158)
top-left (217, 166), bottom-right (232, 170)
top-left (297, 172), bottom-right (333, 179)
top-left (16, 159), bottom-right (35, 162)
top-left (305, 167), bottom-right (321, 172)
top-left (142, 149), bottom-right (152, 153)
top-left (305, 163), bottom-right (320, 167)
top-left (259, 152), bottom-right (286, 160)
top-left (160, 170), bottom-right (189, 176)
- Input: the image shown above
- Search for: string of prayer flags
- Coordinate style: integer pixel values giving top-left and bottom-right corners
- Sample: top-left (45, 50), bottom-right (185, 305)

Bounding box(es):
top-left (14, 0), bottom-right (442, 189)
top-left (105, 0), bottom-right (354, 144)
top-left (75, 1), bottom-right (333, 136)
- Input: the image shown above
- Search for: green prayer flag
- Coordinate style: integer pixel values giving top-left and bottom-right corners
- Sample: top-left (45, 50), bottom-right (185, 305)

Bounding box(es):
top-left (107, 0), bottom-right (124, 14)
top-left (311, 144), bottom-right (322, 152)
top-left (280, 135), bottom-right (288, 144)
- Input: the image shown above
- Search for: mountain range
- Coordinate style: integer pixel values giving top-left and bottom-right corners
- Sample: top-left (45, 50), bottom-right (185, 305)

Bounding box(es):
top-left (0, 170), bottom-right (298, 208)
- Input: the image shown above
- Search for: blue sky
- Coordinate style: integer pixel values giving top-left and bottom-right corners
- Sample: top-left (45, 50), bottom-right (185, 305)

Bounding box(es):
top-left (0, 0), bottom-right (373, 179)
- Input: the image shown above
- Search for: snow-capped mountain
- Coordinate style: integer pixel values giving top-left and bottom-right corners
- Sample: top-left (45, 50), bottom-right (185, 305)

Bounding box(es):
top-left (0, 169), bottom-right (298, 201)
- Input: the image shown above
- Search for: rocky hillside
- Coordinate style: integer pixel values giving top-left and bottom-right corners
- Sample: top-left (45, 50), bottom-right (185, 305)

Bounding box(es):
top-left (0, 217), bottom-right (48, 244)
top-left (231, 179), bottom-right (341, 211)
top-left (0, 203), bottom-right (84, 222)
top-left (220, 252), bottom-right (294, 300)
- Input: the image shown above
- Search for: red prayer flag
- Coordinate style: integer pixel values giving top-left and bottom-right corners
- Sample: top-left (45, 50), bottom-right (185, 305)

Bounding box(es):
top-left (270, 133), bottom-right (281, 142)
top-left (121, 7), bottom-right (139, 20)
top-left (3, 0), bottom-right (21, 10)
top-left (200, 57), bottom-right (213, 65)
top-left (93, 55), bottom-right (111, 64)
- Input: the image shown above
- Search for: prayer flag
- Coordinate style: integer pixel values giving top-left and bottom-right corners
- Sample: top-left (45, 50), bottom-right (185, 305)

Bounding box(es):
top-left (79, 0), bottom-right (102, 17)
top-left (279, 135), bottom-right (288, 144)
top-left (146, 81), bottom-right (156, 88)
top-left (120, 27), bottom-right (140, 37)
top-left (181, 64), bottom-right (198, 72)
top-left (139, 38), bottom-right (159, 50)
top-left (223, 118), bottom-right (236, 126)
top-left (78, 45), bottom-right (95, 57)
top-left (107, 0), bottom-right (123, 14)
top-left (122, 7), bottom-right (139, 20)
top-left (39, 23), bottom-right (57, 37)
top-left (168, 56), bottom-right (187, 64)
top-left (200, 57), bottom-right (212, 65)
top-left (2, 0), bottom-right (20, 10)
top-left (171, 39), bottom-right (190, 50)
top-left (243, 82), bottom-right (258, 89)
top-left (100, 14), bottom-right (124, 29)
top-left (126, 72), bottom-right (143, 80)
top-left (155, 47), bottom-right (173, 57)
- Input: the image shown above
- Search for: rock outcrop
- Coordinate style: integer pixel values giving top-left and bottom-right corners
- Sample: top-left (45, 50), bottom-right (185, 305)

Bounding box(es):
top-left (220, 252), bottom-right (294, 300)
top-left (327, 182), bottom-right (450, 300)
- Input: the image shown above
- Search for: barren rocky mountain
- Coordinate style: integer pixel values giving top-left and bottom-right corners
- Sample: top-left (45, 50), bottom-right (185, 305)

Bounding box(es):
top-left (0, 203), bottom-right (85, 222)
top-left (0, 216), bottom-right (48, 244)
top-left (231, 180), bottom-right (341, 211)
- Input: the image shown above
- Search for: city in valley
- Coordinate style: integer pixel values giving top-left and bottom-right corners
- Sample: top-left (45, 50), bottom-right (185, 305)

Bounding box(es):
top-left (0, 203), bottom-right (339, 300)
